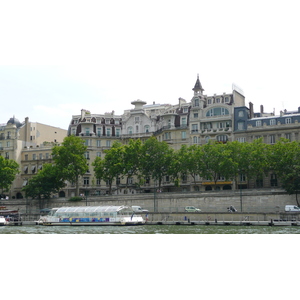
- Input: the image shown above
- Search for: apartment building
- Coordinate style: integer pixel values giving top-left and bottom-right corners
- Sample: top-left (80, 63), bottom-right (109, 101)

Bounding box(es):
top-left (4, 75), bottom-right (300, 198)
top-left (0, 116), bottom-right (67, 199)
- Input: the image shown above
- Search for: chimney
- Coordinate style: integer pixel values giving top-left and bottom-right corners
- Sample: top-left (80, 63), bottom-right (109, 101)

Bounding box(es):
top-left (260, 105), bottom-right (264, 114)
top-left (249, 102), bottom-right (254, 119)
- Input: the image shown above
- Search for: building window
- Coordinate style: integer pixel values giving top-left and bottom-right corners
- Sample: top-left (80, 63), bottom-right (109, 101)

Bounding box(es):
top-left (192, 124), bottom-right (198, 132)
top-left (39, 153), bottom-right (43, 160)
top-left (193, 136), bottom-right (198, 144)
top-left (25, 154), bottom-right (28, 161)
top-left (83, 177), bottom-right (89, 185)
top-left (85, 128), bottom-right (90, 136)
top-left (207, 99), bottom-right (212, 105)
top-left (216, 98), bottom-right (220, 103)
top-left (127, 127), bottom-right (133, 135)
top-left (45, 153), bottom-right (49, 159)
top-left (84, 152), bottom-right (90, 159)
top-left (116, 128), bottom-right (120, 137)
top-left (136, 125), bottom-right (139, 133)
top-left (32, 154), bottom-right (36, 160)
top-left (164, 132), bottom-right (171, 140)
top-left (269, 134), bottom-right (275, 144)
top-left (206, 107), bottom-right (229, 117)
top-left (270, 119), bottom-right (276, 125)
top-left (181, 117), bottom-right (187, 126)
top-left (205, 136), bottom-right (210, 143)
top-left (135, 117), bottom-right (140, 123)
top-left (217, 135), bottom-right (228, 142)
top-left (97, 128), bottom-right (102, 136)
top-left (238, 121), bottom-right (245, 130)
top-left (239, 174), bottom-right (246, 182)
top-left (115, 120), bottom-right (120, 125)
top-left (238, 111), bottom-right (244, 117)
top-left (97, 140), bottom-right (101, 147)
top-left (105, 119), bottom-right (110, 124)
top-left (181, 131), bottom-right (186, 139)
top-left (106, 128), bottom-right (111, 136)
top-left (285, 133), bottom-right (291, 141)
top-left (96, 152), bottom-right (101, 157)
top-left (225, 97), bottom-right (230, 103)
top-left (270, 174), bottom-right (277, 186)
top-left (256, 120), bottom-right (262, 127)
top-left (144, 125), bottom-right (150, 133)
top-left (285, 118), bottom-right (292, 124)
top-left (237, 137), bottom-right (246, 143)
top-left (183, 107), bottom-right (188, 112)
top-left (96, 178), bottom-right (101, 185)
top-left (106, 140), bottom-right (111, 147)
top-left (193, 113), bottom-right (198, 118)
top-left (194, 98), bottom-right (199, 107)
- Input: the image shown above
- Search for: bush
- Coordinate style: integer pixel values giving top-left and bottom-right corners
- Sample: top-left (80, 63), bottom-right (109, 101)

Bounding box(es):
top-left (68, 196), bottom-right (83, 202)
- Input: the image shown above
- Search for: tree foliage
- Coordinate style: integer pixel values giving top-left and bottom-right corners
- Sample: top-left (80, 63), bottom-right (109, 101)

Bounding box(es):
top-left (92, 142), bottom-right (125, 194)
top-left (0, 156), bottom-right (19, 193)
top-left (52, 135), bottom-right (88, 196)
top-left (22, 164), bottom-right (66, 199)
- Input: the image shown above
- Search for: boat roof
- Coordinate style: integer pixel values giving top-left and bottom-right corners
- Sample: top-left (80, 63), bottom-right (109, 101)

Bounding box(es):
top-left (55, 206), bottom-right (129, 213)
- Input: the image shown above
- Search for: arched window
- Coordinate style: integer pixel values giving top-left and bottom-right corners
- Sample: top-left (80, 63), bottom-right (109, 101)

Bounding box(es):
top-left (144, 125), bottom-right (150, 133)
top-left (127, 127), bottom-right (133, 135)
top-left (206, 107), bottom-right (229, 117)
top-left (205, 136), bottom-right (210, 143)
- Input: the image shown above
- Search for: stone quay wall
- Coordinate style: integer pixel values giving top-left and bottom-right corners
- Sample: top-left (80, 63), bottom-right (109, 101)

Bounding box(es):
top-left (1, 188), bottom-right (298, 215)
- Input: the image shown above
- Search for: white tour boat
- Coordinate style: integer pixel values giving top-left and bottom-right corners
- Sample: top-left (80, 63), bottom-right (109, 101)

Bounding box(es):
top-left (36, 205), bottom-right (146, 226)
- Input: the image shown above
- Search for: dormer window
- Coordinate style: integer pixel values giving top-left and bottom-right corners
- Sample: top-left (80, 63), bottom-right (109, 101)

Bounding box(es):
top-left (105, 119), bottom-right (110, 124)
top-left (183, 107), bottom-right (188, 113)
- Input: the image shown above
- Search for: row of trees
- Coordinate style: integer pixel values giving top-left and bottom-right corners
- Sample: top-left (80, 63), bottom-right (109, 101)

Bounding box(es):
top-left (92, 137), bottom-right (300, 204)
top-left (2, 135), bottom-right (300, 204)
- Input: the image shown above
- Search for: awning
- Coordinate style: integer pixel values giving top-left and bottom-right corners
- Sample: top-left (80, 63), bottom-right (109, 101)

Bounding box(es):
top-left (202, 181), bottom-right (232, 185)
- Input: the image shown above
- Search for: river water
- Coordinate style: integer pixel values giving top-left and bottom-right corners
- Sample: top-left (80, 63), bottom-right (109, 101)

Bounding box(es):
top-left (1, 224), bottom-right (300, 234)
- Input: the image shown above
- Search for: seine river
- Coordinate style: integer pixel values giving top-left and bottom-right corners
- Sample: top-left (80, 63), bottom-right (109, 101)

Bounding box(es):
top-left (1, 224), bottom-right (300, 234)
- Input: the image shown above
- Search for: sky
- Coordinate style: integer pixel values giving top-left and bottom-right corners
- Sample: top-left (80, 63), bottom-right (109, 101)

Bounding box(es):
top-left (1, 0), bottom-right (300, 130)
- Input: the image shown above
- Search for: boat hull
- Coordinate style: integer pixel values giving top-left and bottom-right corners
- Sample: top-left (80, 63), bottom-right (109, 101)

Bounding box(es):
top-left (42, 221), bottom-right (145, 226)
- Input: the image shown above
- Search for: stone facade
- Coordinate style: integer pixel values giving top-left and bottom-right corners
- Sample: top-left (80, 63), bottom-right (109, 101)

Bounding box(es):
top-left (3, 75), bottom-right (300, 199)
top-left (0, 116), bottom-right (67, 199)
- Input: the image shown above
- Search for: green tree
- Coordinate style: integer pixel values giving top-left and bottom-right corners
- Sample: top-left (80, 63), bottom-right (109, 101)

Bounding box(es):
top-left (270, 139), bottom-right (300, 205)
top-left (140, 137), bottom-right (174, 190)
top-left (0, 156), bottom-right (19, 194)
top-left (52, 135), bottom-right (88, 196)
top-left (123, 139), bottom-right (143, 188)
top-left (92, 141), bottom-right (125, 194)
top-left (22, 164), bottom-right (66, 200)
top-left (200, 142), bottom-right (234, 185)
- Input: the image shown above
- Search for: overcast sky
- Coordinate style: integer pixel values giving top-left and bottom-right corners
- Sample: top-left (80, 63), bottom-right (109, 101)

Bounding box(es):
top-left (1, 0), bottom-right (299, 130)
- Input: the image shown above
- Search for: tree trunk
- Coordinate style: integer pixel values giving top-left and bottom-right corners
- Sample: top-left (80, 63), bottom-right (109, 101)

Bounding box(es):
top-left (75, 176), bottom-right (79, 197)
top-left (296, 191), bottom-right (299, 207)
